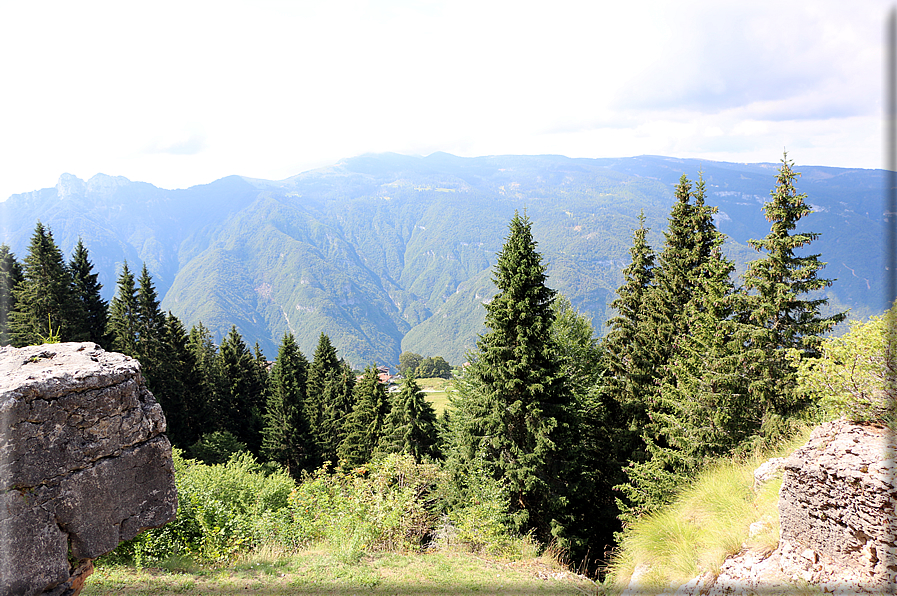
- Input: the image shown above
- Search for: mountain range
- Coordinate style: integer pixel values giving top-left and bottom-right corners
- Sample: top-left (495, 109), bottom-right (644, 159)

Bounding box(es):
top-left (0, 153), bottom-right (884, 367)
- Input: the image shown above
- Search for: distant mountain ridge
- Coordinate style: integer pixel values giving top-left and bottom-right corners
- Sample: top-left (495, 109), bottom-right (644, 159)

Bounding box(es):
top-left (0, 153), bottom-right (883, 366)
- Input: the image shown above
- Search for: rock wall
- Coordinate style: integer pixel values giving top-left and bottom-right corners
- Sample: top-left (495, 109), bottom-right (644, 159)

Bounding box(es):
top-left (778, 419), bottom-right (896, 591)
top-left (701, 419), bottom-right (897, 595)
top-left (0, 343), bottom-right (177, 596)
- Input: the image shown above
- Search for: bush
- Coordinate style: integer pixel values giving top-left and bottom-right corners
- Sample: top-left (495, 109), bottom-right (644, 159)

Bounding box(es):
top-left (791, 308), bottom-right (896, 427)
top-left (108, 449), bottom-right (295, 566)
top-left (282, 453), bottom-right (444, 560)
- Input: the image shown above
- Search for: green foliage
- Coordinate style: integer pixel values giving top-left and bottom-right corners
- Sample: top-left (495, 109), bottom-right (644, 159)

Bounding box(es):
top-left (399, 351), bottom-right (423, 377)
top-left (108, 262), bottom-right (139, 357)
top-left (0, 245), bottom-right (23, 346)
top-left (416, 355), bottom-right (452, 379)
top-left (135, 263), bottom-right (168, 387)
top-left (9, 222), bottom-right (84, 346)
top-left (742, 154), bottom-right (847, 425)
top-left (339, 367), bottom-right (391, 468)
top-left (615, 176), bottom-right (736, 520)
top-left (606, 431), bottom-right (811, 593)
top-left (792, 308), bottom-right (896, 426)
top-left (69, 239), bottom-right (110, 348)
top-left (216, 325), bottom-right (267, 455)
top-left (377, 374), bottom-right (441, 462)
top-left (263, 333), bottom-right (314, 476)
top-left (124, 449), bottom-right (294, 566)
top-left (280, 454), bottom-right (443, 558)
top-left (189, 430), bottom-right (247, 465)
top-left (450, 211), bottom-right (575, 548)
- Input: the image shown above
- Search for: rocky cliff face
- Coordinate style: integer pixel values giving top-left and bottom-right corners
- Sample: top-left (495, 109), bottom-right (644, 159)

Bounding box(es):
top-left (701, 419), bottom-right (896, 595)
top-left (0, 343), bottom-right (177, 596)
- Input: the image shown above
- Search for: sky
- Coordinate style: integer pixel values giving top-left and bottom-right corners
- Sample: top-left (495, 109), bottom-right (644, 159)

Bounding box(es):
top-left (0, 0), bottom-right (890, 202)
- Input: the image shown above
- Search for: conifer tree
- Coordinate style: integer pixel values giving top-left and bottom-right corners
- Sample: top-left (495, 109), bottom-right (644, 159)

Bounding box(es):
top-left (158, 313), bottom-right (200, 448)
top-left (742, 154), bottom-right (846, 425)
top-left (69, 239), bottom-right (110, 348)
top-left (377, 374), bottom-right (440, 461)
top-left (187, 322), bottom-right (221, 437)
top-left (135, 263), bottom-right (168, 386)
top-left (0, 245), bottom-right (23, 346)
top-left (338, 367), bottom-right (390, 467)
top-left (318, 360), bottom-right (356, 464)
top-left (451, 211), bottom-right (574, 544)
top-left (10, 223), bottom-right (85, 346)
top-left (603, 212), bottom-right (656, 444)
top-left (108, 262), bottom-right (139, 357)
top-left (217, 325), bottom-right (267, 455)
top-left (306, 333), bottom-right (341, 455)
top-left (263, 333), bottom-right (313, 477)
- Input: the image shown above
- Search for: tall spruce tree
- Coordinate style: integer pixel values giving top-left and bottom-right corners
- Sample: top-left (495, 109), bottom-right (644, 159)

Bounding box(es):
top-left (0, 245), bottom-right (23, 346)
top-left (451, 211), bottom-right (575, 545)
top-left (187, 322), bottom-right (221, 439)
top-left (69, 239), bottom-right (110, 348)
top-left (217, 325), bottom-right (267, 455)
top-left (377, 374), bottom-right (441, 461)
top-left (9, 222), bottom-right (84, 346)
top-left (306, 333), bottom-right (342, 457)
top-left (615, 176), bottom-right (740, 520)
top-left (318, 361), bottom-right (356, 464)
top-left (338, 367), bottom-right (391, 467)
top-left (742, 154), bottom-right (846, 426)
top-left (263, 333), bottom-right (313, 477)
top-left (108, 262), bottom-right (139, 357)
top-left (158, 313), bottom-right (200, 448)
top-left (136, 263), bottom-right (168, 387)
top-left (603, 212), bottom-right (656, 453)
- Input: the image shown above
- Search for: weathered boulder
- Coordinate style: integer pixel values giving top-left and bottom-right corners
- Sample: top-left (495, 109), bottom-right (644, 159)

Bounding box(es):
top-left (0, 342), bottom-right (177, 596)
top-left (777, 418), bottom-right (897, 592)
top-left (691, 419), bottom-right (897, 595)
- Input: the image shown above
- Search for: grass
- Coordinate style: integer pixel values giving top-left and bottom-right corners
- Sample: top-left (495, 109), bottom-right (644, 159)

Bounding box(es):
top-left (415, 377), bottom-right (455, 415)
top-left (604, 427), bottom-right (814, 594)
top-left (82, 546), bottom-right (596, 596)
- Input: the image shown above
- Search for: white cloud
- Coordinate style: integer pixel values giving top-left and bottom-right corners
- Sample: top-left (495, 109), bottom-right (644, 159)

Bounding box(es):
top-left (0, 0), bottom-right (890, 201)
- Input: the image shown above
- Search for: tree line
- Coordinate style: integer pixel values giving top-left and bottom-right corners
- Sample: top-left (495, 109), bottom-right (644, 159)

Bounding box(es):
top-left (445, 154), bottom-right (843, 568)
top-left (0, 154), bottom-right (843, 573)
top-left (0, 226), bottom-right (441, 474)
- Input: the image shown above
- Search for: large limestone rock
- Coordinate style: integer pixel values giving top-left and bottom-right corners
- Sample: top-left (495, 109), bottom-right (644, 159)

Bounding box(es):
top-left (777, 419), bottom-right (897, 592)
top-left (696, 420), bottom-right (896, 595)
top-left (0, 342), bottom-right (177, 596)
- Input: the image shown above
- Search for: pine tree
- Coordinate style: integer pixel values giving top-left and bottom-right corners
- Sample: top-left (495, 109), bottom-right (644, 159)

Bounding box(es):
top-left (0, 245), bottom-right (23, 346)
top-left (263, 333), bottom-right (314, 477)
top-left (318, 360), bottom-right (356, 464)
top-left (742, 153), bottom-right (846, 425)
top-left (156, 313), bottom-right (197, 447)
top-left (306, 333), bottom-right (341, 456)
top-left (69, 239), bottom-right (110, 348)
top-left (603, 212), bottom-right (656, 446)
top-left (10, 222), bottom-right (84, 346)
top-left (452, 211), bottom-right (574, 544)
top-left (377, 374), bottom-right (440, 461)
top-left (217, 325), bottom-right (267, 455)
top-left (136, 263), bottom-right (168, 386)
top-left (108, 262), bottom-right (139, 357)
top-left (338, 367), bottom-right (391, 467)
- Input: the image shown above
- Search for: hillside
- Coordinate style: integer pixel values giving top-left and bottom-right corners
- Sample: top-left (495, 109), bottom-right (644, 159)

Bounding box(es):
top-left (0, 153), bottom-right (883, 366)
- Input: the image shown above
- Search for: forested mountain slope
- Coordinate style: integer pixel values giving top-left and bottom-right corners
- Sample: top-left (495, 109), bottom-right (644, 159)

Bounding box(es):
top-left (0, 153), bottom-right (882, 365)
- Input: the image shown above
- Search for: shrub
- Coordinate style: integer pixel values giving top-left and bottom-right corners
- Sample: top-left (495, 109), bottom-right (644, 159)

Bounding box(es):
top-left (791, 308), bottom-right (896, 426)
top-left (108, 449), bottom-right (294, 566)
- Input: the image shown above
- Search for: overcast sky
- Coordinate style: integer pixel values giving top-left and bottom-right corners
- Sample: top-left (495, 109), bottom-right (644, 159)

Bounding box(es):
top-left (0, 1), bottom-right (890, 202)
